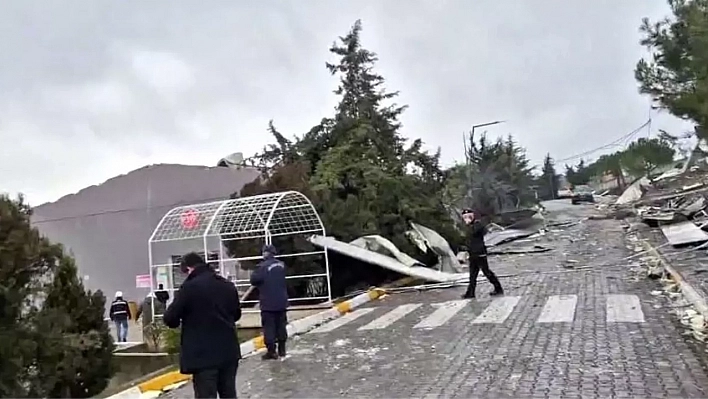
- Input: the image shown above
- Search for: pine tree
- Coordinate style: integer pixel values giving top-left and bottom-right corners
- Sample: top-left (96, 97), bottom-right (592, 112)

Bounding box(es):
top-left (451, 132), bottom-right (537, 218)
top-left (538, 154), bottom-right (560, 200)
top-left (0, 195), bottom-right (113, 397)
top-left (230, 20), bottom-right (462, 296)
top-left (635, 0), bottom-right (708, 139)
top-left (0, 195), bottom-right (62, 396)
top-left (31, 256), bottom-right (114, 398)
top-left (621, 137), bottom-right (676, 178)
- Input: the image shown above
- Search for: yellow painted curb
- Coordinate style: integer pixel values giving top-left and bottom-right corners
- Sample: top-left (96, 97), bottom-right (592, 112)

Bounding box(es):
top-left (368, 288), bottom-right (385, 300)
top-left (253, 335), bottom-right (265, 350)
top-left (116, 284), bottom-right (398, 397)
top-left (336, 300), bottom-right (352, 313)
top-left (138, 370), bottom-right (190, 393)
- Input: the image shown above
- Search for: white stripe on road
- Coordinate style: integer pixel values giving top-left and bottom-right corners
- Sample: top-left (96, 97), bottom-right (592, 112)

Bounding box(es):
top-left (606, 294), bottom-right (645, 323)
top-left (310, 308), bottom-right (376, 333)
top-left (358, 304), bottom-right (422, 331)
top-left (414, 300), bottom-right (470, 329)
top-left (537, 295), bottom-right (577, 323)
top-left (471, 296), bottom-right (521, 324)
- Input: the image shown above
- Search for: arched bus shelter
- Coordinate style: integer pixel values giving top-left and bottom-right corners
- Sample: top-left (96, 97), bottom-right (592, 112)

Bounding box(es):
top-left (147, 191), bottom-right (331, 317)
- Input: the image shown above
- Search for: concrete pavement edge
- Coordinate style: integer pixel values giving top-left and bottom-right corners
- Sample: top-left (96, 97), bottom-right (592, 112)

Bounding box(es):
top-left (641, 239), bottom-right (708, 319)
top-left (105, 287), bottom-right (388, 399)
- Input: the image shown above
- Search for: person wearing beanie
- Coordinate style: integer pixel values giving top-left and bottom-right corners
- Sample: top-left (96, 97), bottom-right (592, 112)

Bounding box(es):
top-left (250, 244), bottom-right (289, 360)
top-left (109, 290), bottom-right (132, 342)
top-left (461, 208), bottom-right (503, 299)
top-left (164, 252), bottom-right (242, 398)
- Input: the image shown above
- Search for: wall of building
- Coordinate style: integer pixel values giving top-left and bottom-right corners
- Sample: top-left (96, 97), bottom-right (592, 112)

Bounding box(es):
top-left (31, 164), bottom-right (261, 309)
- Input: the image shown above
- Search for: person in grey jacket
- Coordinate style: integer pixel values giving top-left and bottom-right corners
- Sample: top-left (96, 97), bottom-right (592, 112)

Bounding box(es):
top-left (250, 244), bottom-right (289, 360)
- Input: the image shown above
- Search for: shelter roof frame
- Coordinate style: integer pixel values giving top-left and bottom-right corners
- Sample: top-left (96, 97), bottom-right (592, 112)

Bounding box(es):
top-left (148, 190), bottom-right (326, 244)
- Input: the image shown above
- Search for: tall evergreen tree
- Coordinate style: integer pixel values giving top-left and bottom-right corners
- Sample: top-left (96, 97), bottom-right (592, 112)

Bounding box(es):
top-left (565, 160), bottom-right (591, 186)
top-left (538, 154), bottom-right (560, 200)
top-left (635, 0), bottom-right (708, 139)
top-left (232, 20), bottom-right (460, 296)
top-left (31, 257), bottom-right (114, 398)
top-left (447, 132), bottom-right (536, 218)
top-left (0, 195), bottom-right (61, 396)
top-left (0, 195), bottom-right (113, 397)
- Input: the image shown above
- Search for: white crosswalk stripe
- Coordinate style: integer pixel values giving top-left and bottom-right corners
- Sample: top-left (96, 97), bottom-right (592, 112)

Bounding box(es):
top-left (414, 300), bottom-right (470, 329)
top-left (310, 308), bottom-right (376, 333)
top-left (606, 294), bottom-right (645, 323)
top-left (306, 294), bottom-right (647, 334)
top-left (537, 295), bottom-right (578, 323)
top-left (471, 296), bottom-right (521, 324)
top-left (358, 303), bottom-right (422, 331)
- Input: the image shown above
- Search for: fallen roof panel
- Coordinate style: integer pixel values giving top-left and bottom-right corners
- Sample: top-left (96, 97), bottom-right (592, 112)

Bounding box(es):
top-left (660, 221), bottom-right (708, 247)
top-left (309, 235), bottom-right (467, 283)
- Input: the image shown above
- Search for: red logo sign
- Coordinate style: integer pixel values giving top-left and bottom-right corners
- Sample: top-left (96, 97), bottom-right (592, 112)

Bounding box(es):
top-left (180, 209), bottom-right (199, 230)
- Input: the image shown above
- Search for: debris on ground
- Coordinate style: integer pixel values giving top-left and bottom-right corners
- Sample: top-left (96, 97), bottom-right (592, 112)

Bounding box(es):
top-left (626, 230), bottom-right (708, 343)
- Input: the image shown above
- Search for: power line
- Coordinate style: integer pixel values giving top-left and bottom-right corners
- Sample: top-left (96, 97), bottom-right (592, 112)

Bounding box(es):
top-left (556, 119), bottom-right (651, 164)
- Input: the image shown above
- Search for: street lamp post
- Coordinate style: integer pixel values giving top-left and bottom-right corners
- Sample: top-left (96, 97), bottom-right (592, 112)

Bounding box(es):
top-left (463, 120), bottom-right (506, 165)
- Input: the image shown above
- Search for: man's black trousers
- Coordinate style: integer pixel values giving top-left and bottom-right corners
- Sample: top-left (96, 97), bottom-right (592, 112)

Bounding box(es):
top-left (192, 361), bottom-right (238, 398)
top-left (465, 254), bottom-right (502, 296)
top-left (261, 310), bottom-right (288, 349)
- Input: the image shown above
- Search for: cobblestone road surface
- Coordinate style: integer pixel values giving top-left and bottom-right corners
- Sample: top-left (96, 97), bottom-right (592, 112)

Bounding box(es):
top-left (168, 200), bottom-right (708, 398)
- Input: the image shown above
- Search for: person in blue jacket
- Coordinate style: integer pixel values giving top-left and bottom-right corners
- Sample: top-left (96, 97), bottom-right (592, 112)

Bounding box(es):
top-left (250, 244), bottom-right (289, 360)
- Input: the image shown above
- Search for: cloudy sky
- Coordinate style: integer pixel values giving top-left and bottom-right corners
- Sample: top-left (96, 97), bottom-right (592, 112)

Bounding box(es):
top-left (0, 0), bottom-right (695, 205)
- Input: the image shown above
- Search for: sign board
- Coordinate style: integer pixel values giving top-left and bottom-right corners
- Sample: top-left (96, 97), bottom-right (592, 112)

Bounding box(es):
top-left (180, 209), bottom-right (200, 230)
top-left (135, 274), bottom-right (152, 289)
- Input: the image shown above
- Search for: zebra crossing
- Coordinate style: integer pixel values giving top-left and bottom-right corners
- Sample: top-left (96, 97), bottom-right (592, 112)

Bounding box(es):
top-left (309, 294), bottom-right (646, 334)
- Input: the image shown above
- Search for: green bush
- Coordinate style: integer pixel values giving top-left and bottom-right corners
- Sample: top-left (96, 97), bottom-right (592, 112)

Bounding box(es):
top-left (163, 328), bottom-right (181, 355)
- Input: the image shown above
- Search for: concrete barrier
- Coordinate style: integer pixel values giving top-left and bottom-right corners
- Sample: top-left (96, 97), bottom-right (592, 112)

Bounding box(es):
top-left (106, 287), bottom-right (387, 399)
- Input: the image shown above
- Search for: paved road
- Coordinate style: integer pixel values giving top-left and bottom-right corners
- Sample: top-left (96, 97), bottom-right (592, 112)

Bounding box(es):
top-left (169, 200), bottom-right (708, 398)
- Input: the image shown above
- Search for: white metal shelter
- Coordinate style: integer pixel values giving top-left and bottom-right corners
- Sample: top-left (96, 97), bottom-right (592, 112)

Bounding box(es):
top-left (147, 191), bottom-right (331, 316)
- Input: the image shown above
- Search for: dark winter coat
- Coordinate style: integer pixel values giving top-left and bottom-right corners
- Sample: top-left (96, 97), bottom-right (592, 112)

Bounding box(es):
top-left (109, 298), bottom-right (132, 321)
top-left (155, 290), bottom-right (170, 305)
top-left (466, 219), bottom-right (488, 256)
top-left (250, 256), bottom-right (289, 312)
top-left (163, 265), bottom-right (242, 374)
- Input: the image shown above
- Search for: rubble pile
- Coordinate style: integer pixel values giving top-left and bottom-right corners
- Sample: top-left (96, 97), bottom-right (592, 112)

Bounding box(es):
top-left (594, 143), bottom-right (708, 247)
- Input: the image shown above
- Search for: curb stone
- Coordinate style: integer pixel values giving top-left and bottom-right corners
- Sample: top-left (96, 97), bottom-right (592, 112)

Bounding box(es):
top-left (105, 287), bottom-right (387, 399)
top-left (640, 239), bottom-right (708, 320)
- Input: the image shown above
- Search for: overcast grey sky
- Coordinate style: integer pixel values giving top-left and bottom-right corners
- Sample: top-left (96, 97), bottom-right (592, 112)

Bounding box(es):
top-left (0, 0), bottom-right (695, 205)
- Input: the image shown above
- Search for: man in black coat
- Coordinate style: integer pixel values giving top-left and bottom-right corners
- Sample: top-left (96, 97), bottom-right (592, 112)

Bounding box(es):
top-left (461, 208), bottom-right (504, 299)
top-left (164, 252), bottom-right (242, 399)
top-left (250, 244), bottom-right (289, 360)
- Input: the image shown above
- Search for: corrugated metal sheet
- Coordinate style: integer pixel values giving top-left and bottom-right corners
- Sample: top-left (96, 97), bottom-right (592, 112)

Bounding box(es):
top-left (661, 221), bottom-right (708, 247)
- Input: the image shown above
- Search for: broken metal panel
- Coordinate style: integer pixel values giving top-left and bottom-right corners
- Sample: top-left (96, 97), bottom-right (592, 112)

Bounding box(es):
top-left (487, 245), bottom-right (552, 255)
top-left (660, 221), bottom-right (708, 247)
top-left (485, 228), bottom-right (537, 247)
top-left (309, 235), bottom-right (466, 283)
top-left (407, 222), bottom-right (463, 273)
top-left (616, 177), bottom-right (651, 205)
top-left (349, 235), bottom-right (423, 268)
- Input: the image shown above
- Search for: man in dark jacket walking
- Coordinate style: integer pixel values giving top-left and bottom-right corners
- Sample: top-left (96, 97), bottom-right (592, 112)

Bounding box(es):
top-left (164, 252), bottom-right (242, 399)
top-left (461, 208), bottom-right (503, 299)
top-left (250, 244), bottom-right (289, 360)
